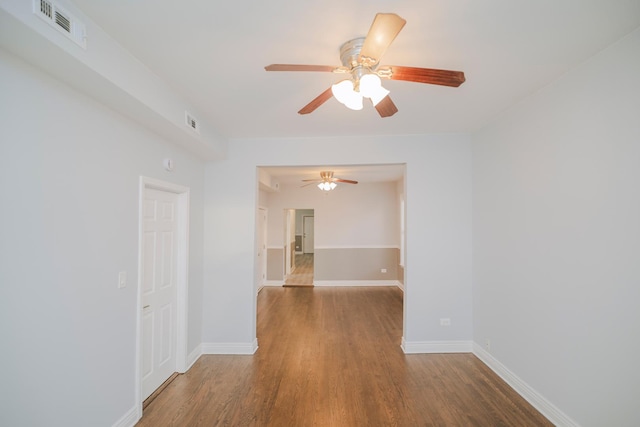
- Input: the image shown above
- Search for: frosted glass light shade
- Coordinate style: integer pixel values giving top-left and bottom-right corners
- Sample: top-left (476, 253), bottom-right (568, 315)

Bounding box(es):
top-left (368, 86), bottom-right (390, 106)
top-left (318, 181), bottom-right (337, 191)
top-left (343, 94), bottom-right (363, 110)
top-left (332, 79), bottom-right (363, 110)
top-left (332, 80), bottom-right (355, 104)
top-left (359, 74), bottom-right (381, 97)
top-left (360, 73), bottom-right (390, 106)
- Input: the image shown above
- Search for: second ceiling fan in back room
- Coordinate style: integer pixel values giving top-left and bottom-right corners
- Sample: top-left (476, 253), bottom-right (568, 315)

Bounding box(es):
top-left (302, 171), bottom-right (358, 191)
top-left (265, 13), bottom-right (466, 118)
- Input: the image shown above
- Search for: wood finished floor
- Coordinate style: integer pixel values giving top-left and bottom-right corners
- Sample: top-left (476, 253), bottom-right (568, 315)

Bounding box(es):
top-left (137, 287), bottom-right (552, 426)
top-left (284, 253), bottom-right (314, 287)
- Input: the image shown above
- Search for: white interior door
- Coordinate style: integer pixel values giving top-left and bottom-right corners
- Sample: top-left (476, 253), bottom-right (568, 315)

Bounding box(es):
top-left (141, 188), bottom-right (178, 400)
top-left (303, 216), bottom-right (314, 254)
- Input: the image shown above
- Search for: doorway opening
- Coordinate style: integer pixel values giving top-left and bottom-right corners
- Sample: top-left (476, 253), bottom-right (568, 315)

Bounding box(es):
top-left (284, 209), bottom-right (314, 287)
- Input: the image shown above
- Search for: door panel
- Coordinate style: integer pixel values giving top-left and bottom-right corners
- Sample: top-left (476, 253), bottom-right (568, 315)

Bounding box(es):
top-left (141, 189), bottom-right (178, 400)
top-left (142, 311), bottom-right (153, 377)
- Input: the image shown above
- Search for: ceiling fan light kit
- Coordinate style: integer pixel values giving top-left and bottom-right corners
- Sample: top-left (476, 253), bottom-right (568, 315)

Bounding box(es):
top-left (265, 13), bottom-right (466, 118)
top-left (318, 181), bottom-right (337, 191)
top-left (302, 171), bottom-right (358, 191)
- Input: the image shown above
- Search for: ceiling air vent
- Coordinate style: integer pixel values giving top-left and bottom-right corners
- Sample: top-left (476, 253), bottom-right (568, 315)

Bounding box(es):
top-left (55, 10), bottom-right (71, 33)
top-left (39, 0), bottom-right (52, 18)
top-left (185, 112), bottom-right (200, 134)
top-left (34, 0), bottom-right (86, 49)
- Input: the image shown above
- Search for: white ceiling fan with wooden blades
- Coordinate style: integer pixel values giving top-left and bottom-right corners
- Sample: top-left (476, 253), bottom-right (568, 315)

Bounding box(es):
top-left (301, 171), bottom-right (358, 191)
top-left (265, 13), bottom-right (465, 118)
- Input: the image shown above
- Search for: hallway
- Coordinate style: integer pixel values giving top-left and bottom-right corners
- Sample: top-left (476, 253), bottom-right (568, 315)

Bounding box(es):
top-left (284, 253), bottom-right (313, 287)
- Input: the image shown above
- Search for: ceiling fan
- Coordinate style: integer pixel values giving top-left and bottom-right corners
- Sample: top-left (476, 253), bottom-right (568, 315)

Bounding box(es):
top-left (302, 171), bottom-right (358, 191)
top-left (265, 13), bottom-right (465, 118)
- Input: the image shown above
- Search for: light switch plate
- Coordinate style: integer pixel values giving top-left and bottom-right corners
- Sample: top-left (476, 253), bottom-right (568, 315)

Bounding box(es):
top-left (118, 271), bottom-right (127, 289)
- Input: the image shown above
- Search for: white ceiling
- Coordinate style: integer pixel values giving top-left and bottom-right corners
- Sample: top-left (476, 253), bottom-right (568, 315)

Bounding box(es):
top-left (72, 0), bottom-right (640, 141)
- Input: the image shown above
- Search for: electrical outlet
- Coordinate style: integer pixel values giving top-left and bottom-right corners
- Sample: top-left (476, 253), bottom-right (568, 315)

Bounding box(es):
top-left (381, 268), bottom-right (387, 273)
top-left (440, 318), bottom-right (451, 326)
top-left (485, 339), bottom-right (491, 351)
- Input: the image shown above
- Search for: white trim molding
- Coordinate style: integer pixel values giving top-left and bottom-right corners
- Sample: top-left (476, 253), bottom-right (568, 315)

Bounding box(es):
top-left (401, 339), bottom-right (473, 354)
top-left (472, 343), bottom-right (579, 427)
top-left (314, 245), bottom-right (400, 249)
top-left (186, 344), bottom-right (202, 371)
top-left (201, 339), bottom-right (258, 355)
top-left (111, 405), bottom-right (138, 427)
top-left (314, 280), bottom-right (400, 287)
top-left (263, 280), bottom-right (284, 287)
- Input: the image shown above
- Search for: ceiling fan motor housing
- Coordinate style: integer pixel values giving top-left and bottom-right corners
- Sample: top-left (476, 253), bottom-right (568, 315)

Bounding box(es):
top-left (339, 37), bottom-right (366, 68)
top-left (320, 171), bottom-right (334, 181)
top-left (339, 37), bottom-right (376, 89)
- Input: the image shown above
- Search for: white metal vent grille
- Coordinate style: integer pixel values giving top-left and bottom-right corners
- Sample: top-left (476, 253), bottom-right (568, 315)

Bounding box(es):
top-left (55, 10), bottom-right (71, 33)
top-left (185, 112), bottom-right (200, 134)
top-left (34, 0), bottom-right (86, 49)
top-left (40, 0), bottom-right (52, 18)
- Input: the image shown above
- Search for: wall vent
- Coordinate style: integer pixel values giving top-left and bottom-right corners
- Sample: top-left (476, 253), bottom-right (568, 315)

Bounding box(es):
top-left (185, 112), bottom-right (200, 134)
top-left (34, 0), bottom-right (86, 49)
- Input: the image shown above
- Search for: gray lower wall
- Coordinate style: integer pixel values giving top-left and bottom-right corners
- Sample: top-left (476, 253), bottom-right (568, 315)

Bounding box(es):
top-left (266, 248), bottom-right (284, 280)
top-left (315, 248), bottom-right (399, 281)
top-left (267, 247), bottom-right (402, 283)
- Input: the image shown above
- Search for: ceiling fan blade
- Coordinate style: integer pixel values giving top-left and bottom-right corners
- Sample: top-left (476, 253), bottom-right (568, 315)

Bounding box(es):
top-left (301, 179), bottom-right (322, 182)
top-left (301, 182), bottom-right (318, 187)
top-left (381, 66), bottom-right (466, 87)
top-left (298, 87), bottom-right (334, 115)
top-left (359, 13), bottom-right (406, 66)
top-left (265, 64), bottom-right (336, 72)
top-left (374, 95), bottom-right (398, 118)
top-left (334, 179), bottom-right (358, 184)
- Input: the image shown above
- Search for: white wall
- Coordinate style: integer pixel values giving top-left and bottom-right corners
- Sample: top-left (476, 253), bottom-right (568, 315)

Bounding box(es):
top-left (0, 50), bottom-right (206, 427)
top-left (0, 0), bottom-right (226, 159)
top-left (267, 181), bottom-right (399, 248)
top-left (472, 29), bottom-right (640, 426)
top-left (203, 134), bottom-right (472, 347)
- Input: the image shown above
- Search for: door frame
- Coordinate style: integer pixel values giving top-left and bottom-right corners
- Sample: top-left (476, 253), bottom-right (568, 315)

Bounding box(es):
top-left (284, 209), bottom-right (293, 276)
top-left (302, 215), bottom-right (314, 254)
top-left (256, 206), bottom-right (268, 293)
top-left (136, 176), bottom-right (190, 415)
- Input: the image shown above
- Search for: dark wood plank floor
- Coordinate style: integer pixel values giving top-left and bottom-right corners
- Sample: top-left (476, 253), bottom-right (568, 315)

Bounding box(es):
top-left (136, 287), bottom-right (552, 426)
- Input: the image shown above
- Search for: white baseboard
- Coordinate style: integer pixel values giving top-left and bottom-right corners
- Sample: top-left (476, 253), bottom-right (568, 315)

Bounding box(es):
top-left (111, 405), bottom-right (139, 427)
top-left (396, 281), bottom-right (404, 292)
top-left (263, 280), bottom-right (284, 286)
top-left (472, 343), bottom-right (579, 427)
top-left (401, 338), bottom-right (473, 354)
top-left (201, 338), bottom-right (258, 355)
top-left (186, 344), bottom-right (202, 371)
top-left (313, 280), bottom-right (400, 287)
